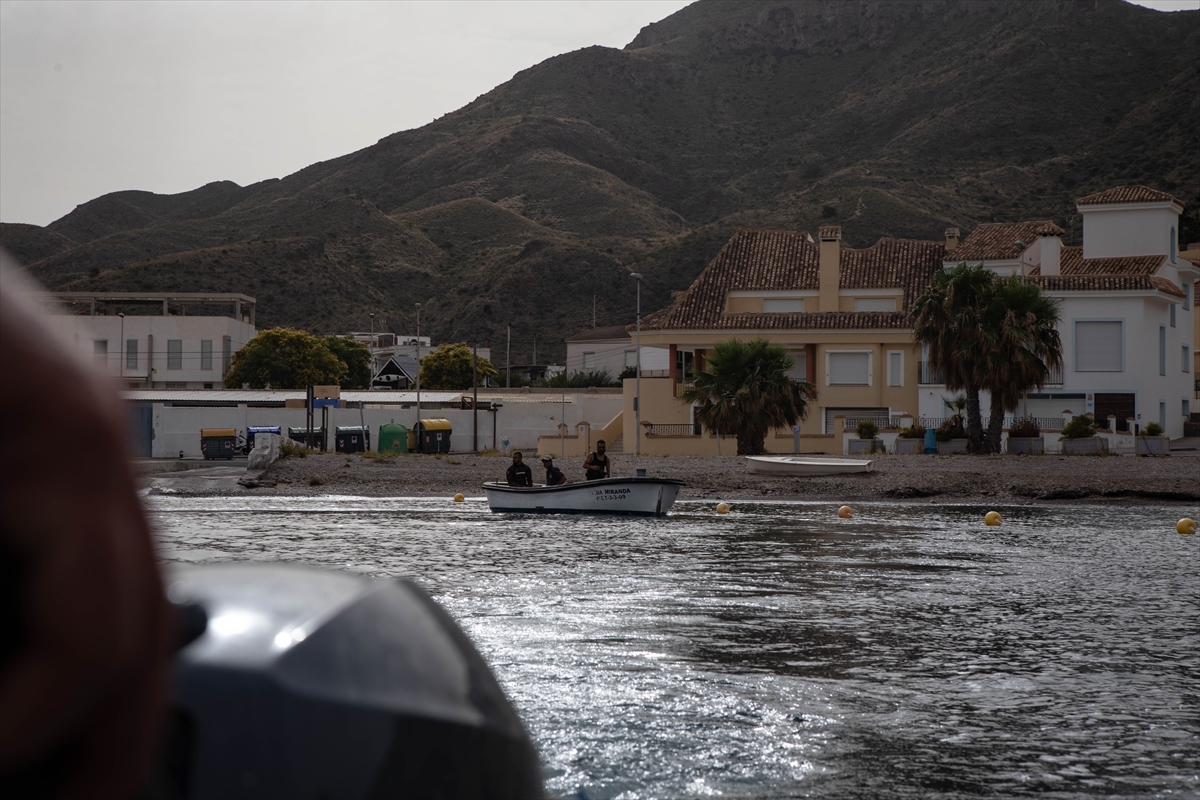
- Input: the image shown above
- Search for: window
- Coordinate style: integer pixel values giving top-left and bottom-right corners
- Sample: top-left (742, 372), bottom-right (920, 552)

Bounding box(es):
top-left (625, 350), bottom-right (637, 368)
top-left (201, 339), bottom-right (213, 370)
top-left (1186, 399), bottom-right (1192, 418)
top-left (1074, 321), bottom-right (1123, 372)
top-left (165, 382), bottom-right (187, 389)
top-left (582, 352), bottom-right (595, 369)
top-left (1159, 401), bottom-right (1166, 429)
top-left (763, 298), bottom-right (805, 313)
top-left (1185, 346), bottom-right (1191, 373)
top-left (786, 351), bottom-right (807, 383)
top-left (167, 339), bottom-right (183, 370)
top-left (1170, 226), bottom-right (1177, 263)
top-left (1159, 326), bottom-right (1166, 376)
top-left (853, 297), bottom-right (896, 312)
top-left (1170, 305), bottom-right (1176, 328)
top-left (93, 339), bottom-right (107, 364)
top-left (827, 351), bottom-right (871, 385)
top-left (203, 383), bottom-right (214, 390)
top-left (887, 351), bottom-right (903, 386)
top-left (126, 339), bottom-right (138, 369)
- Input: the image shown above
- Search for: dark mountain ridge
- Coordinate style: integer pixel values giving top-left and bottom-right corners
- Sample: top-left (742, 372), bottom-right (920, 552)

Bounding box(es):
top-left (3, 0), bottom-right (1196, 363)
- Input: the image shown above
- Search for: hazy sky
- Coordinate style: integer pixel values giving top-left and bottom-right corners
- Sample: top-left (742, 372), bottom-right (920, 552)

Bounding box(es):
top-left (1, 0), bottom-right (1194, 227)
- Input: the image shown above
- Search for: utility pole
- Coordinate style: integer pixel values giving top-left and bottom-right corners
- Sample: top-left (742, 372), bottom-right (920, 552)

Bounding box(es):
top-left (593, 295), bottom-right (596, 329)
top-left (472, 340), bottom-right (479, 452)
top-left (118, 313), bottom-right (125, 378)
top-left (415, 303), bottom-right (421, 449)
top-left (632, 272), bottom-right (642, 456)
top-left (506, 325), bottom-right (511, 388)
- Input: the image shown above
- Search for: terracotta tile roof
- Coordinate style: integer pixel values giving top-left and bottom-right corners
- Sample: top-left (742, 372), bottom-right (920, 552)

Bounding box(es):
top-left (1027, 247), bottom-right (1165, 276)
top-left (638, 229), bottom-right (944, 331)
top-left (1029, 274), bottom-right (1186, 299)
top-left (1076, 185), bottom-right (1182, 206)
top-left (947, 221), bottom-right (1065, 261)
top-left (818, 225), bottom-right (841, 241)
top-left (566, 325), bottom-right (630, 343)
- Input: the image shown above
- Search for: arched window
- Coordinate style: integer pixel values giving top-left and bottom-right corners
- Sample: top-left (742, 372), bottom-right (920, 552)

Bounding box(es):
top-left (1170, 227), bottom-right (1177, 262)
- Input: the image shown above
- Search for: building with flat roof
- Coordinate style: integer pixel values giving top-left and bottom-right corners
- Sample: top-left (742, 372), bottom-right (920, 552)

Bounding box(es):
top-left (36, 292), bottom-right (256, 389)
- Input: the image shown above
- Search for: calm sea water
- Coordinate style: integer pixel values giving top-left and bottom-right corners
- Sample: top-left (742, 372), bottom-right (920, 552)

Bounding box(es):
top-left (149, 496), bottom-right (1199, 799)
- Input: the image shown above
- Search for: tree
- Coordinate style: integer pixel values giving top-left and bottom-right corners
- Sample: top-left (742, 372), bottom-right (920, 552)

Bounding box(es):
top-left (224, 328), bottom-right (345, 389)
top-left (418, 343), bottom-right (500, 390)
top-left (682, 338), bottom-right (817, 455)
top-left (911, 263), bottom-right (994, 453)
top-left (977, 277), bottom-right (1062, 452)
top-left (322, 336), bottom-right (372, 389)
top-left (539, 369), bottom-right (619, 388)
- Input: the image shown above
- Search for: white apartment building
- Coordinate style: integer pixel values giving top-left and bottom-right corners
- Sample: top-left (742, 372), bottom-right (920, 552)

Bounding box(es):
top-left (37, 292), bottom-right (257, 389)
top-left (926, 186), bottom-right (1196, 437)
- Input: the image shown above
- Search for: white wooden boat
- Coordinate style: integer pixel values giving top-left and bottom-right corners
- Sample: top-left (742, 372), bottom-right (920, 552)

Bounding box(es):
top-left (744, 455), bottom-right (873, 476)
top-left (483, 477), bottom-right (685, 516)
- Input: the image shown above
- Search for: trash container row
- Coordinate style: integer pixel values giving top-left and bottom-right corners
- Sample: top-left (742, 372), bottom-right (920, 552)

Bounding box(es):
top-left (200, 420), bottom-right (453, 457)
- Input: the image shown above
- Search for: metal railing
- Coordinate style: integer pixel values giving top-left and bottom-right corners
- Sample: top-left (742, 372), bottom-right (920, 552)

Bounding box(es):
top-left (841, 416), bottom-right (907, 431)
top-left (643, 422), bottom-right (701, 436)
top-left (876, 415), bottom-right (1068, 432)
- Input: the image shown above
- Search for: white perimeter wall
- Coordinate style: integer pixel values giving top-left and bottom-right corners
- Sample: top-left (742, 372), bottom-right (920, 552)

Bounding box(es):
top-left (147, 392), bottom-right (623, 457)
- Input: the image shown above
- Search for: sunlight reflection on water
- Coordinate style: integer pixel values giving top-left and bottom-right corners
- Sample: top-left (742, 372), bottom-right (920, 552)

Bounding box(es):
top-left (150, 497), bottom-right (1199, 799)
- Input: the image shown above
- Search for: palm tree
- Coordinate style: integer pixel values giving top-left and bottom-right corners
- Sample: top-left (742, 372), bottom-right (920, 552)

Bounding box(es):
top-left (977, 277), bottom-right (1063, 452)
top-left (911, 263), bottom-right (994, 453)
top-left (682, 338), bottom-right (818, 455)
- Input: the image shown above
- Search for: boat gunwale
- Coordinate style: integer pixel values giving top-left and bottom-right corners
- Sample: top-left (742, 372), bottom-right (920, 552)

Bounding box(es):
top-left (482, 476), bottom-right (686, 495)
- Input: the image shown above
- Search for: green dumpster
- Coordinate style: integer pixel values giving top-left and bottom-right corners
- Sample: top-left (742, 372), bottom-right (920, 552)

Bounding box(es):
top-left (379, 423), bottom-right (408, 454)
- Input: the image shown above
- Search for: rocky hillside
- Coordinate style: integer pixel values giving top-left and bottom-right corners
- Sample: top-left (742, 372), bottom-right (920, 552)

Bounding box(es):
top-left (3, 0), bottom-right (1197, 363)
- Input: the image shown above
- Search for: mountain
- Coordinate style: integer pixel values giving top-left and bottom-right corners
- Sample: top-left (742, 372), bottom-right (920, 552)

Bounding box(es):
top-left (3, 0), bottom-right (1197, 364)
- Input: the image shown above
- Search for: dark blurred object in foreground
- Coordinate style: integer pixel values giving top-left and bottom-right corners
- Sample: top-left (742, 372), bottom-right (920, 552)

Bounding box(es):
top-left (150, 563), bottom-right (544, 800)
top-left (0, 251), bottom-right (174, 798)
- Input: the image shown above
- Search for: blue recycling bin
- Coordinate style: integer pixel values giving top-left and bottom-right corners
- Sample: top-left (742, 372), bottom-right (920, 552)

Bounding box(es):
top-left (924, 428), bottom-right (937, 454)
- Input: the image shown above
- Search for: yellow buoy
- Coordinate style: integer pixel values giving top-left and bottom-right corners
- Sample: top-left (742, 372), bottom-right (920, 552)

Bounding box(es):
top-left (453, 493), bottom-right (465, 503)
top-left (1177, 517), bottom-right (1197, 535)
top-left (838, 505), bottom-right (853, 519)
top-left (985, 511), bottom-right (1002, 527)
top-left (716, 502), bottom-right (730, 515)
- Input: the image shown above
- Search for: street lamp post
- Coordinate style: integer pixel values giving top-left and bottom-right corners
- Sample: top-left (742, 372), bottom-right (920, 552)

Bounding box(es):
top-left (1014, 240), bottom-right (1028, 419)
top-left (415, 303), bottom-right (421, 449)
top-left (118, 313), bottom-right (125, 378)
top-left (631, 272), bottom-right (642, 456)
top-left (491, 399), bottom-right (502, 450)
top-left (368, 312), bottom-right (376, 387)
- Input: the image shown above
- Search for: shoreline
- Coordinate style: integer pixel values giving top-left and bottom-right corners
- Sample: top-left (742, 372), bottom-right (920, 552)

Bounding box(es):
top-left (141, 452), bottom-right (1200, 506)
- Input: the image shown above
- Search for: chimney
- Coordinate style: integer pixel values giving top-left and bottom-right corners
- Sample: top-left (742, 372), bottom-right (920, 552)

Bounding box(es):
top-left (1040, 233), bottom-right (1061, 276)
top-left (818, 225), bottom-right (841, 312)
top-left (945, 227), bottom-right (959, 251)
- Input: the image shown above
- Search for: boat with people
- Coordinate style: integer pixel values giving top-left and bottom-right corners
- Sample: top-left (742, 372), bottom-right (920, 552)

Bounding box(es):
top-left (483, 476), bottom-right (686, 516)
top-left (744, 455), bottom-right (873, 476)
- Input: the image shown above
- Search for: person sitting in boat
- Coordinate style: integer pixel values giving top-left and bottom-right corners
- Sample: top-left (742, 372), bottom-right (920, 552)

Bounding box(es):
top-left (540, 455), bottom-right (567, 486)
top-left (582, 440), bottom-right (611, 481)
top-left (506, 451), bottom-right (533, 487)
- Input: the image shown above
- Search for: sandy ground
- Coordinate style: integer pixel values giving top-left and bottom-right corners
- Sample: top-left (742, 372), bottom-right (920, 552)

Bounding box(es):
top-left (140, 451), bottom-right (1200, 505)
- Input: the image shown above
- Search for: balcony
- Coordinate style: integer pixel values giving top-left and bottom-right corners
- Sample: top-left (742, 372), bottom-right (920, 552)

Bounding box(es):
top-left (643, 422), bottom-right (701, 436)
top-left (918, 362), bottom-right (1063, 386)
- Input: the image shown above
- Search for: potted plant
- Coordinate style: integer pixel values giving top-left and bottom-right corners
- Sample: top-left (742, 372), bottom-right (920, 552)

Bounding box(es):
top-left (895, 424), bottom-right (926, 454)
top-left (1136, 422), bottom-right (1170, 455)
top-left (849, 419), bottom-right (884, 454)
top-left (935, 417), bottom-right (968, 453)
top-left (1006, 417), bottom-right (1044, 454)
top-left (1060, 413), bottom-right (1107, 455)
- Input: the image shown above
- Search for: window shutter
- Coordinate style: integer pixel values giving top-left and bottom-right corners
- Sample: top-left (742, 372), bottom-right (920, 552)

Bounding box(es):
top-left (1074, 321), bottom-right (1122, 372)
top-left (828, 352), bottom-right (870, 385)
top-left (854, 297), bottom-right (896, 312)
top-left (763, 298), bottom-right (805, 313)
top-left (786, 351), bottom-right (807, 383)
top-left (888, 352), bottom-right (903, 386)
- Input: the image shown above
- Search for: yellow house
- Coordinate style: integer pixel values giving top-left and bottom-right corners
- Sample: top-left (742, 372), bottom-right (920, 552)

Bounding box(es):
top-left (624, 225), bottom-right (948, 454)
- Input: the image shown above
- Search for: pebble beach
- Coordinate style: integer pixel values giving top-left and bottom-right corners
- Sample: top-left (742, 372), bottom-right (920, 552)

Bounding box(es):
top-left (201, 451), bottom-right (1200, 505)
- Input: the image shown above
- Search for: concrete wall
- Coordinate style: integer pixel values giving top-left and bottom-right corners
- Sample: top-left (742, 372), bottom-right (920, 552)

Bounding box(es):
top-left (147, 392), bottom-right (623, 457)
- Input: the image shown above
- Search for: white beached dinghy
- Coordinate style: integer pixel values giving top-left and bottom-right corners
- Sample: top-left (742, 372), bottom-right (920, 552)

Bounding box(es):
top-left (483, 477), bottom-right (685, 516)
top-left (744, 455), bottom-right (873, 476)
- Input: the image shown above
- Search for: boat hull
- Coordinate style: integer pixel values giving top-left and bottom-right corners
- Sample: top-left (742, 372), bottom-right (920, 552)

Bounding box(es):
top-left (483, 477), bottom-right (685, 516)
top-left (744, 456), bottom-right (873, 476)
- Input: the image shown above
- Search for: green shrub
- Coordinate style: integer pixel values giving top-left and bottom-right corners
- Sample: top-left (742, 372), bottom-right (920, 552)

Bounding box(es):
top-left (898, 425), bottom-right (926, 439)
top-left (281, 439), bottom-right (308, 458)
top-left (1060, 414), bottom-right (1097, 439)
top-left (1008, 417), bottom-right (1041, 438)
top-left (935, 417), bottom-right (965, 442)
top-left (856, 419), bottom-right (879, 440)
top-left (1140, 422), bottom-right (1163, 436)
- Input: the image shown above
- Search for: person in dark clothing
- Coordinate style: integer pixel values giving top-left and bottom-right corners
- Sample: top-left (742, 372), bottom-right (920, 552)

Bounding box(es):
top-left (541, 456), bottom-right (567, 486)
top-left (582, 439), bottom-right (611, 481)
top-left (505, 451), bottom-right (533, 487)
